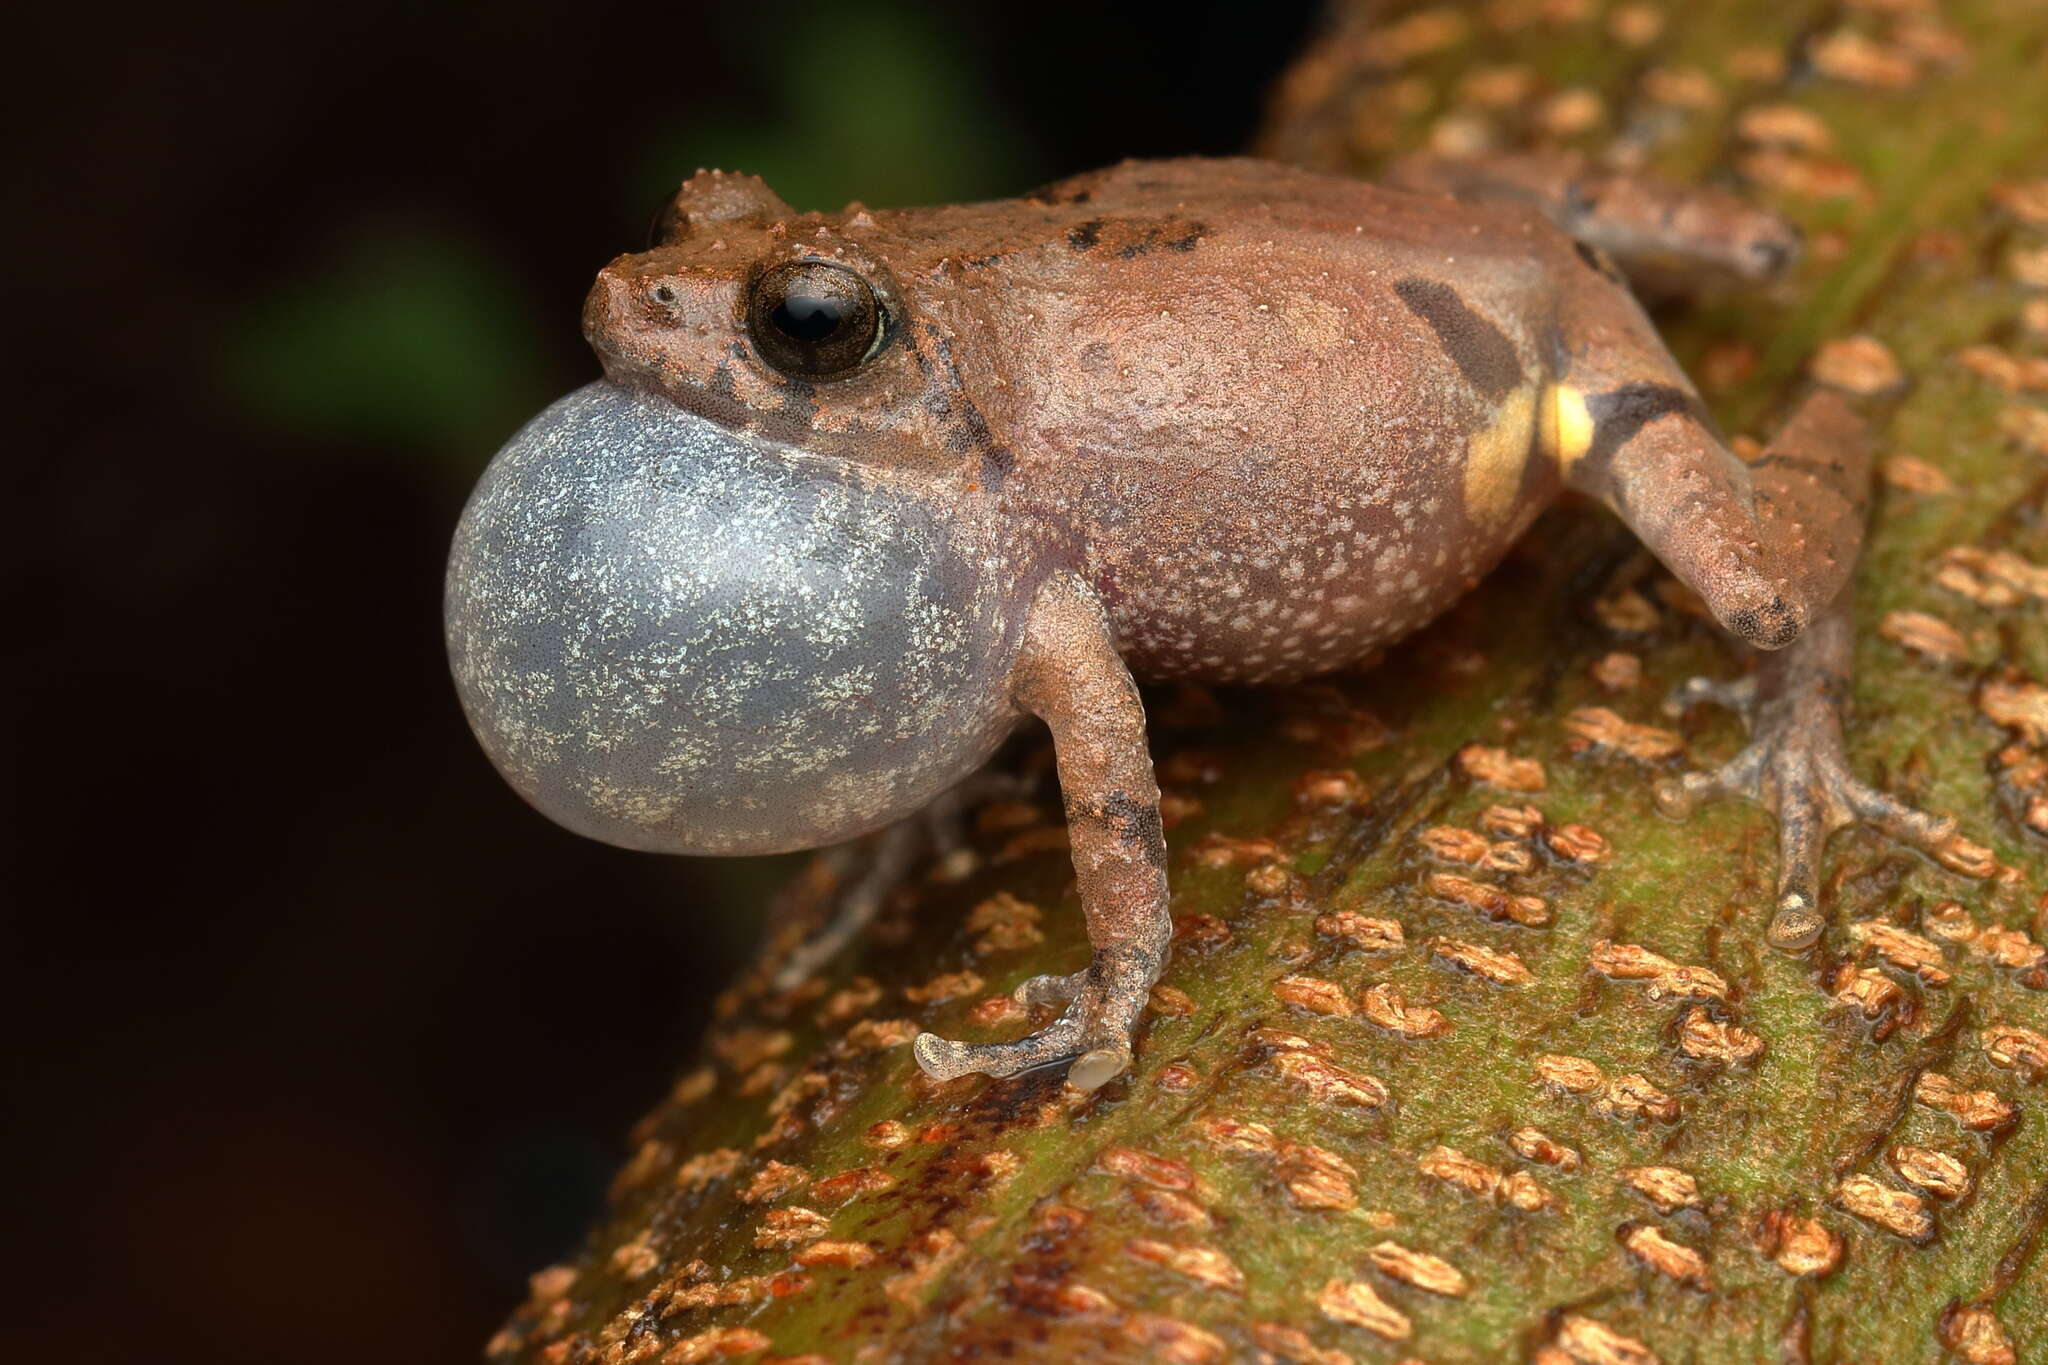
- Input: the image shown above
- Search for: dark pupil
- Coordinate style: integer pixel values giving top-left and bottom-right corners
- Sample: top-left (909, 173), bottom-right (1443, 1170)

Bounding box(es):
top-left (771, 292), bottom-right (850, 342)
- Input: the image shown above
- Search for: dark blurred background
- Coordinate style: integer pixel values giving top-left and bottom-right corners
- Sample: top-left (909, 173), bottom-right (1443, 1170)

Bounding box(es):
top-left (8, 2), bottom-right (1320, 1361)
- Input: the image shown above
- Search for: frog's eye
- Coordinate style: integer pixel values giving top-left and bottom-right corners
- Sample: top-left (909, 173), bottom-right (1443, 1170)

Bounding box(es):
top-left (745, 261), bottom-right (886, 380)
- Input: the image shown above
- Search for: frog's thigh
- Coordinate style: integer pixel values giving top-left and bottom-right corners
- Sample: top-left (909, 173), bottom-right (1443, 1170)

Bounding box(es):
top-left (1547, 290), bottom-right (1870, 647)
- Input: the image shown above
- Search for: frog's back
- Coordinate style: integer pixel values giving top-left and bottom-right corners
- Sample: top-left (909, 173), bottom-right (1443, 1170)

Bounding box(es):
top-left (926, 158), bottom-right (1582, 684)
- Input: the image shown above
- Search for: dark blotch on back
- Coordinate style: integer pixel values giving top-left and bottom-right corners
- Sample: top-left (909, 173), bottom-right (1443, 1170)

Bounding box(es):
top-left (1393, 277), bottom-right (1522, 401)
top-left (1581, 382), bottom-right (1709, 475)
top-left (1067, 219), bottom-right (1105, 251)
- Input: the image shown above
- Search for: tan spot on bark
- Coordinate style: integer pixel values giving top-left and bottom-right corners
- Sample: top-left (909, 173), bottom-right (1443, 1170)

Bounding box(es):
top-left (1620, 1166), bottom-right (1701, 1213)
top-left (755, 1206), bottom-right (830, 1248)
top-left (1941, 1305), bottom-right (2018, 1365)
top-left (1677, 1006), bottom-right (1765, 1064)
top-left (1540, 87), bottom-right (1605, 135)
top-left (1133, 1185), bottom-right (1213, 1228)
top-left (1483, 803), bottom-right (1546, 838)
top-left (1274, 974), bottom-right (1355, 1016)
top-left (1460, 63), bottom-right (1537, 108)
top-left (1316, 1277), bottom-right (1412, 1341)
top-left (1417, 1144), bottom-right (1502, 1198)
top-left (1432, 936), bottom-right (1535, 985)
top-left (1126, 1238), bottom-right (1245, 1292)
top-left (674, 1148), bottom-right (744, 1192)
top-left (1972, 924), bottom-right (2046, 971)
top-left (1916, 1072), bottom-right (2020, 1131)
top-left (1880, 609), bottom-right (1968, 661)
top-left (1545, 822), bottom-right (1612, 863)
top-left (1314, 910), bottom-right (1406, 953)
top-left (1508, 1126), bottom-right (1582, 1171)
top-left (1828, 965), bottom-right (1905, 1019)
top-left (1273, 1049), bottom-right (1391, 1106)
top-left (1887, 1144), bottom-right (1972, 1200)
top-left (1196, 1113), bottom-right (1279, 1153)
top-left (1589, 652), bottom-right (1642, 692)
top-left (663, 1327), bottom-right (773, 1362)
top-left (1536, 1053), bottom-right (1607, 1094)
top-left (1591, 585), bottom-right (1660, 633)
top-left (844, 1018), bottom-right (919, 1050)
top-left (1249, 1321), bottom-right (1355, 1365)
top-left (1881, 454), bottom-right (1956, 494)
top-left (1566, 707), bottom-right (1684, 761)
top-left (904, 969), bottom-right (984, 1004)
top-left (1810, 27), bottom-right (1919, 88)
top-left (1502, 1170), bottom-right (1561, 1211)
top-left (1622, 1224), bottom-right (1711, 1287)
top-left (1982, 675), bottom-right (2048, 742)
top-left (1122, 1314), bottom-right (1229, 1364)
top-left (1594, 1074), bottom-right (1681, 1124)
top-left (2003, 404), bottom-right (2048, 456)
top-left (1811, 335), bottom-right (1906, 394)
top-left (1643, 66), bottom-right (1720, 111)
top-left (1149, 984), bottom-right (1198, 1018)
top-left (810, 1165), bottom-right (894, 1205)
top-left (1835, 1174), bottom-right (1933, 1241)
top-left (1758, 1210), bottom-right (1843, 1277)
top-left (1982, 1021), bottom-right (2048, 1075)
top-left (1368, 1240), bottom-right (1469, 1296)
top-left (1555, 1313), bottom-right (1662, 1365)
top-left (818, 978), bottom-right (883, 1026)
top-left (1851, 921), bottom-right (1949, 983)
top-left (1739, 149), bottom-right (1872, 204)
top-left (741, 1162), bottom-right (811, 1203)
top-left (1958, 344), bottom-right (2048, 394)
top-left (1457, 743), bottom-right (1547, 790)
top-left (1174, 913), bottom-right (1234, 949)
top-left (1427, 871), bottom-right (1550, 927)
top-left (1993, 177), bottom-right (2048, 229)
top-left (965, 892), bottom-right (1044, 953)
top-left (1606, 3), bottom-right (1663, 46)
top-left (1361, 983), bottom-right (1454, 1039)
top-left (1191, 833), bottom-right (1283, 868)
top-left (1737, 103), bottom-right (1834, 151)
top-left (1419, 824), bottom-right (1489, 863)
top-left (1097, 1145), bottom-right (1196, 1190)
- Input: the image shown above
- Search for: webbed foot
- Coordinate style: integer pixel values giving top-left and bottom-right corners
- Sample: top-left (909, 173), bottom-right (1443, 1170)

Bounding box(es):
top-left (1657, 596), bottom-right (1988, 951)
top-left (912, 946), bottom-right (1157, 1090)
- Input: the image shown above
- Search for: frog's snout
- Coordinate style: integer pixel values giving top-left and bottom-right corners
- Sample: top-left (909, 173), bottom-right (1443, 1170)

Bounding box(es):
top-left (582, 262), bottom-right (683, 378)
top-left (444, 383), bottom-right (1025, 857)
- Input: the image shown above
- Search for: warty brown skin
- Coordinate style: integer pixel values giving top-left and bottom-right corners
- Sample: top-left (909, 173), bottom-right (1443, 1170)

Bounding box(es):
top-left (581, 155), bottom-right (1961, 1087)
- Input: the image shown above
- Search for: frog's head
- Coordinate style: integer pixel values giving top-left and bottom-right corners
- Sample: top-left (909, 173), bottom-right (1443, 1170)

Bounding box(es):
top-left (445, 381), bottom-right (1030, 855)
top-left (581, 171), bottom-right (991, 474)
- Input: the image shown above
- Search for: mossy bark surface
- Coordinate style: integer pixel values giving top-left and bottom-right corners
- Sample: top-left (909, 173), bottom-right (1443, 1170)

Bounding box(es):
top-left (490, 3), bottom-right (2048, 1361)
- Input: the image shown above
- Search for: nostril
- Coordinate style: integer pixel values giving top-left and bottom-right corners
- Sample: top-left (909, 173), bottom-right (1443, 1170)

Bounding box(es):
top-left (649, 282), bottom-right (678, 306)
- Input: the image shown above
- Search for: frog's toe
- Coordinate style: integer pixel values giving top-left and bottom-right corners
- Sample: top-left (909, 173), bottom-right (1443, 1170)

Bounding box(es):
top-left (911, 1023), bottom-right (1082, 1082)
top-left (914, 950), bottom-right (1152, 1087)
top-left (1012, 968), bottom-right (1089, 1008)
top-left (1661, 668), bottom-right (1985, 953)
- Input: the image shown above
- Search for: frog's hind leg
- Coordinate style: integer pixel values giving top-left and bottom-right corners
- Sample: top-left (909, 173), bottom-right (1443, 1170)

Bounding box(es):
top-left (1657, 586), bottom-right (1980, 951)
top-left (1383, 150), bottom-right (1800, 285)
top-left (1547, 305), bottom-right (1986, 945)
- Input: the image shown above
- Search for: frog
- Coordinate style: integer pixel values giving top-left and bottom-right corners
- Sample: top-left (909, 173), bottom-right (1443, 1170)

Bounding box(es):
top-left (445, 153), bottom-right (1972, 1093)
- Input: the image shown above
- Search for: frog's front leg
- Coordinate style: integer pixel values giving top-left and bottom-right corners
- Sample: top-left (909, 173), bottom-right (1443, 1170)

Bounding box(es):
top-left (912, 573), bottom-right (1171, 1090)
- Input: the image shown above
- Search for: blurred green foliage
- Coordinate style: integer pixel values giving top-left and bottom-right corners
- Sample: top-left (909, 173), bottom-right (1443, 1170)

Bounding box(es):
top-left (210, 1), bottom-right (1033, 484)
top-left (632, 6), bottom-right (1041, 217)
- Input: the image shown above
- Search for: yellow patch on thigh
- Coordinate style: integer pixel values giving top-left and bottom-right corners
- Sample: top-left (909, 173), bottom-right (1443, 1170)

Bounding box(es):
top-left (1544, 383), bottom-right (1596, 475)
top-left (1465, 384), bottom-right (1538, 530)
